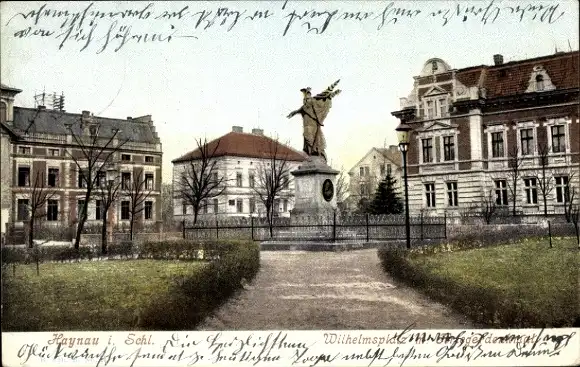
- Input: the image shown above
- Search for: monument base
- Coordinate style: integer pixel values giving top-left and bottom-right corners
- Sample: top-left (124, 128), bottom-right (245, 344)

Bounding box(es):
top-left (290, 156), bottom-right (339, 223)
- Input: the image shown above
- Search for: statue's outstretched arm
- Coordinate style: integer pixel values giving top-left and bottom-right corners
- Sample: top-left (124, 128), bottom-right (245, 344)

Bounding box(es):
top-left (287, 108), bottom-right (302, 119)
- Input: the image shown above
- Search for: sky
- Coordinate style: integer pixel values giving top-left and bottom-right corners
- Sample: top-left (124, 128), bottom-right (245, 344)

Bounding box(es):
top-left (1, 0), bottom-right (578, 183)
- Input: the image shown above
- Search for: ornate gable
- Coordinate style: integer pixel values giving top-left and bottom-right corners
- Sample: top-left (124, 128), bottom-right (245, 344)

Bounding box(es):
top-left (525, 65), bottom-right (556, 93)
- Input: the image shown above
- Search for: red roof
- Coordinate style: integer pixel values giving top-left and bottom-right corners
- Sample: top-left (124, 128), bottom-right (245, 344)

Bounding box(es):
top-left (172, 131), bottom-right (308, 163)
top-left (455, 51), bottom-right (579, 98)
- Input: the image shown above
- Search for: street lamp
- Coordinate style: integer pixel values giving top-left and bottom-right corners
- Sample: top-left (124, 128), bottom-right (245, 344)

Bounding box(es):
top-left (396, 122), bottom-right (412, 250)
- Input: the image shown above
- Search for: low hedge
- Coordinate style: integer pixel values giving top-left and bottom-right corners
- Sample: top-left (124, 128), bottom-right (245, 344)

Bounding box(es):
top-left (1, 240), bottom-right (243, 264)
top-left (378, 238), bottom-right (577, 328)
top-left (138, 241), bottom-right (260, 329)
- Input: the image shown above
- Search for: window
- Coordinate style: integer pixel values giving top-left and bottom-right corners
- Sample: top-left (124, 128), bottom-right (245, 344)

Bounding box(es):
top-left (426, 100), bottom-right (435, 119)
top-left (78, 169), bottom-right (88, 188)
top-left (0, 102), bottom-right (6, 123)
top-left (121, 154), bottom-right (131, 162)
top-left (249, 172), bottom-right (255, 188)
top-left (182, 201), bottom-right (187, 215)
top-left (17, 199), bottom-right (29, 220)
top-left (380, 164), bottom-right (385, 176)
top-left (236, 199), bottom-right (243, 213)
top-left (446, 182), bottom-right (458, 207)
top-left (212, 172), bottom-right (218, 183)
top-left (18, 146), bottom-right (31, 155)
top-left (229, 200), bottom-right (235, 206)
top-left (249, 198), bottom-right (256, 213)
top-left (89, 125), bottom-right (98, 137)
top-left (439, 98), bottom-right (448, 117)
top-left (360, 183), bottom-right (368, 196)
top-left (491, 132), bottom-right (504, 158)
top-left (495, 180), bottom-right (508, 206)
top-left (520, 129), bottom-right (534, 156)
top-left (213, 198), bottom-right (219, 214)
top-left (145, 201), bottom-right (153, 219)
top-left (282, 175), bottom-right (289, 189)
top-left (443, 136), bottom-right (455, 161)
top-left (48, 148), bottom-right (59, 156)
top-left (48, 168), bottom-right (59, 187)
top-left (359, 166), bottom-right (370, 177)
top-left (47, 200), bottom-right (58, 221)
top-left (422, 138), bottom-right (433, 163)
top-left (121, 172), bottom-right (131, 190)
top-left (121, 201), bottom-right (130, 220)
top-left (425, 183), bottom-right (436, 208)
top-left (555, 176), bottom-right (570, 203)
top-left (283, 199), bottom-right (288, 212)
top-left (95, 171), bottom-right (105, 188)
top-left (236, 172), bottom-right (243, 187)
top-left (524, 178), bottom-right (538, 204)
top-left (201, 200), bottom-right (208, 214)
top-left (145, 156), bottom-right (154, 163)
top-left (145, 173), bottom-right (154, 190)
top-left (77, 200), bottom-right (86, 219)
top-left (95, 200), bottom-right (102, 220)
top-left (551, 125), bottom-right (566, 153)
top-left (18, 167), bottom-right (30, 187)
top-left (535, 74), bottom-right (544, 91)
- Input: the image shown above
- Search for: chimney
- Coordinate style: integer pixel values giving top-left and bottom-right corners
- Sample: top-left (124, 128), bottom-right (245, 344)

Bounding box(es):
top-left (388, 145), bottom-right (398, 154)
top-left (232, 126), bottom-right (243, 133)
top-left (38, 105), bottom-right (46, 110)
top-left (127, 117), bottom-right (132, 120)
top-left (493, 54), bottom-right (503, 66)
top-left (82, 110), bottom-right (91, 118)
top-left (252, 128), bottom-right (264, 135)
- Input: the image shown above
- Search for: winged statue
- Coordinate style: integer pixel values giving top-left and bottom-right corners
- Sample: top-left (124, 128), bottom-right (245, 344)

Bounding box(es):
top-left (287, 80), bottom-right (342, 162)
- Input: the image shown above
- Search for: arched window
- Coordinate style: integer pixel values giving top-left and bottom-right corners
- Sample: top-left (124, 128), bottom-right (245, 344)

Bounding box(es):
top-left (536, 74), bottom-right (544, 91)
top-left (0, 101), bottom-right (6, 123)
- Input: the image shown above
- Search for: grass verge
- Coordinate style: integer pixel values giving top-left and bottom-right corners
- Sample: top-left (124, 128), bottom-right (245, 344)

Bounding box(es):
top-left (378, 237), bottom-right (580, 328)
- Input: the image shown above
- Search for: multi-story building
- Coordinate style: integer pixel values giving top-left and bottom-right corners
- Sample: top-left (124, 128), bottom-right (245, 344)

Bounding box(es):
top-left (347, 146), bottom-right (402, 210)
top-left (392, 51), bottom-right (579, 216)
top-left (0, 84), bottom-right (163, 241)
top-left (172, 126), bottom-right (306, 221)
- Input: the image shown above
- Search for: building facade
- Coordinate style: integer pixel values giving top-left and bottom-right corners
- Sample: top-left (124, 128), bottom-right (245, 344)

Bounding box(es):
top-left (347, 146), bottom-right (402, 210)
top-left (0, 84), bottom-right (163, 241)
top-left (392, 51), bottom-right (579, 216)
top-left (172, 126), bottom-right (306, 221)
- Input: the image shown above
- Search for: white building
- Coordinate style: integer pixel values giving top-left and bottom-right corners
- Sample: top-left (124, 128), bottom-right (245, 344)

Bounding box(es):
top-left (347, 146), bottom-right (403, 210)
top-left (172, 126), bottom-right (307, 221)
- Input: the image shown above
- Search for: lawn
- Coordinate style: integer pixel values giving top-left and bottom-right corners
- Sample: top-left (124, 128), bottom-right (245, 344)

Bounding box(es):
top-left (406, 237), bottom-right (580, 326)
top-left (2, 260), bottom-right (207, 331)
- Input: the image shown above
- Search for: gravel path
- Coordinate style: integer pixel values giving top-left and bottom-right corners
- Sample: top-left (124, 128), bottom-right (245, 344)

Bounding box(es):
top-left (197, 249), bottom-right (473, 330)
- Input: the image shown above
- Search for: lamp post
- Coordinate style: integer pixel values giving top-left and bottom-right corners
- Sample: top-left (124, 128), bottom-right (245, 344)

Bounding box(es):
top-left (396, 123), bottom-right (412, 250)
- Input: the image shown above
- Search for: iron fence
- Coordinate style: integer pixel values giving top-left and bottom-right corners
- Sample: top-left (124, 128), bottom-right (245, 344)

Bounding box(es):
top-left (183, 213), bottom-right (447, 242)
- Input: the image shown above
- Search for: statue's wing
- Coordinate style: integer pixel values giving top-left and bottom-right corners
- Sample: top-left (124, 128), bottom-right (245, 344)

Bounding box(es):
top-left (314, 80), bottom-right (341, 100)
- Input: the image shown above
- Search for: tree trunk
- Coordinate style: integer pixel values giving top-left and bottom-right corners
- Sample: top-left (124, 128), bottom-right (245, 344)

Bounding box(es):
top-left (543, 198), bottom-right (548, 216)
top-left (129, 214), bottom-right (134, 242)
top-left (512, 184), bottom-right (517, 217)
top-left (101, 211), bottom-right (108, 254)
top-left (193, 208), bottom-right (198, 225)
top-left (28, 216), bottom-right (34, 248)
top-left (74, 189), bottom-right (92, 249)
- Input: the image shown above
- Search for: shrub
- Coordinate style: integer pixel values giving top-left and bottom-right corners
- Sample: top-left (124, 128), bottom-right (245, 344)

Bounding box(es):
top-left (138, 241), bottom-right (260, 329)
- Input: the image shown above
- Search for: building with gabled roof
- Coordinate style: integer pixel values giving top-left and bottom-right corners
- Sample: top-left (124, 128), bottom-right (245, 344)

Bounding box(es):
top-left (1, 84), bottom-right (163, 243)
top-left (172, 126), bottom-right (307, 220)
top-left (392, 51), bottom-right (579, 217)
top-left (347, 146), bottom-right (403, 212)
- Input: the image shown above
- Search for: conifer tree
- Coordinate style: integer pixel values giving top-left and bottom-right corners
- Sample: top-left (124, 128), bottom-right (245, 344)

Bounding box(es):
top-left (369, 172), bottom-right (404, 214)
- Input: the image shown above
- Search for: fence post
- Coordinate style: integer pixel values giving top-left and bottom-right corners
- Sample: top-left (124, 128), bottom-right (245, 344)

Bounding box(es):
top-left (548, 220), bottom-right (552, 248)
top-left (216, 218), bottom-right (219, 240)
top-left (333, 211), bottom-right (337, 242)
top-left (182, 220), bottom-right (185, 239)
top-left (251, 216), bottom-right (254, 241)
top-left (420, 212), bottom-right (424, 241)
top-left (366, 214), bottom-right (369, 242)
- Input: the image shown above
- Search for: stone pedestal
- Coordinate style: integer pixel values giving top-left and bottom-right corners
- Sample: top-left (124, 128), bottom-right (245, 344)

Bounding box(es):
top-left (290, 156), bottom-right (338, 221)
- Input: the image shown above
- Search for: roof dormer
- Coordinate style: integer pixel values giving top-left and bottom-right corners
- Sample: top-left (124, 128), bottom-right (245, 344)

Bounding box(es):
top-left (525, 65), bottom-right (556, 93)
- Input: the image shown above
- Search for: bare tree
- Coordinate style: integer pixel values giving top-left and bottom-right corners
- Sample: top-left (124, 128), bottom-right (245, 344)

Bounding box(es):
top-left (96, 171), bottom-right (121, 254)
top-left (479, 189), bottom-right (497, 224)
top-left (24, 170), bottom-right (57, 248)
top-left (506, 146), bottom-right (524, 217)
top-left (160, 183), bottom-right (174, 228)
top-left (532, 143), bottom-right (554, 216)
top-left (334, 167), bottom-right (349, 212)
top-left (177, 138), bottom-right (227, 224)
top-left (126, 170), bottom-right (153, 241)
top-left (563, 172), bottom-right (577, 223)
top-left (253, 137), bottom-right (291, 236)
top-left (66, 123), bottom-right (127, 248)
top-left (571, 200), bottom-right (579, 249)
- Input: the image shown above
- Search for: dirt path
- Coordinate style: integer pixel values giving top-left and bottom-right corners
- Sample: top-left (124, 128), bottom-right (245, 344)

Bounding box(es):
top-left (197, 249), bottom-right (473, 330)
